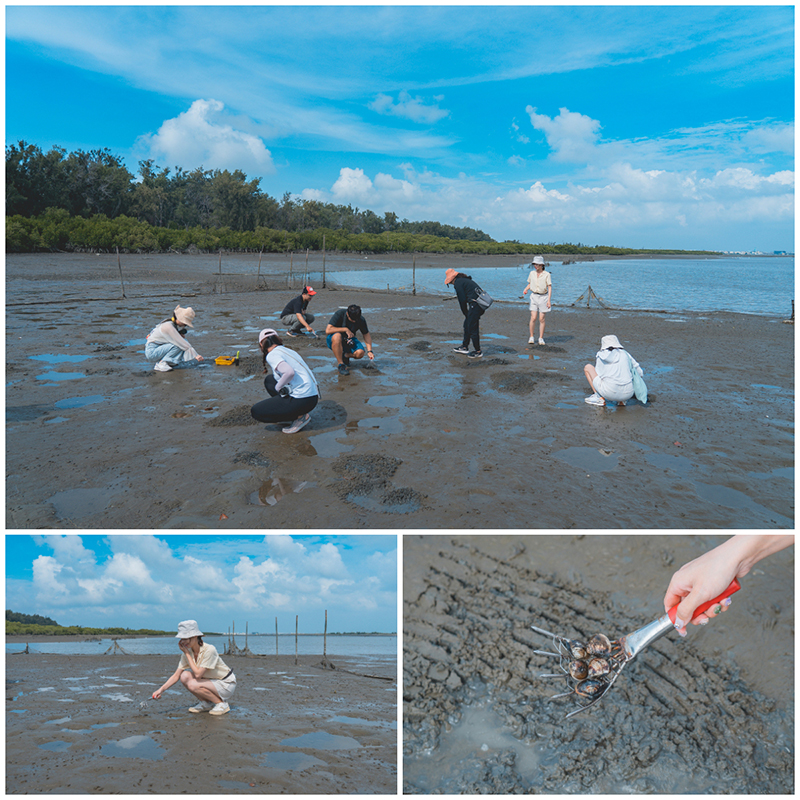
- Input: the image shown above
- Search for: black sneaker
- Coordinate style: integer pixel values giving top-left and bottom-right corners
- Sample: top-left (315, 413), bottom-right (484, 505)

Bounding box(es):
top-left (342, 354), bottom-right (351, 365)
top-left (452, 346), bottom-right (470, 355)
top-left (468, 350), bottom-right (483, 359)
top-left (337, 363), bottom-right (350, 375)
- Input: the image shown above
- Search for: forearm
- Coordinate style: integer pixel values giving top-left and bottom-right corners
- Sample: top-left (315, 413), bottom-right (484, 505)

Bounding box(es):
top-left (718, 535), bottom-right (794, 576)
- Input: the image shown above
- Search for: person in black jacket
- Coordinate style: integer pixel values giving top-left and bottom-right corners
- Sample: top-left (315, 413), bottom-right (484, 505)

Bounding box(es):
top-left (445, 268), bottom-right (484, 358)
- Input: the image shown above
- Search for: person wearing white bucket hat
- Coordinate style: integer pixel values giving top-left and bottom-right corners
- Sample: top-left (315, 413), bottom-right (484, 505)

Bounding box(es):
top-left (145, 305), bottom-right (205, 372)
top-left (521, 256), bottom-right (552, 345)
top-left (151, 620), bottom-right (236, 715)
top-left (583, 334), bottom-right (646, 407)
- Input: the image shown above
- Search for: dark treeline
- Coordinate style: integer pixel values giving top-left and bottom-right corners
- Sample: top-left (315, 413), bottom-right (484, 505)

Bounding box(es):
top-left (5, 141), bottom-right (719, 257)
top-left (6, 610), bottom-right (60, 626)
top-left (6, 140), bottom-right (491, 241)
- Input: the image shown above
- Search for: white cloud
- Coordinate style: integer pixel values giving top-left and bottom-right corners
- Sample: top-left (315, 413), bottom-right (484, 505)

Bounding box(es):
top-left (526, 106), bottom-right (602, 163)
top-left (370, 90), bottom-right (449, 124)
top-left (331, 167), bottom-right (375, 203)
top-left (139, 99), bottom-right (275, 174)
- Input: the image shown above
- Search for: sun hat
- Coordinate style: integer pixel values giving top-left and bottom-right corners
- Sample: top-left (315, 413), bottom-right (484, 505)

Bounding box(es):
top-left (259, 327), bottom-right (279, 344)
top-left (175, 620), bottom-right (204, 639)
top-left (532, 256), bottom-right (545, 266)
top-left (174, 306), bottom-right (195, 328)
top-left (303, 286), bottom-right (317, 296)
top-left (601, 334), bottom-right (623, 350)
top-left (444, 268), bottom-right (459, 285)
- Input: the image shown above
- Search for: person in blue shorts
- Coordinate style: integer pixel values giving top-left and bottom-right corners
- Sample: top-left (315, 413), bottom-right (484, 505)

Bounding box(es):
top-left (325, 304), bottom-right (374, 375)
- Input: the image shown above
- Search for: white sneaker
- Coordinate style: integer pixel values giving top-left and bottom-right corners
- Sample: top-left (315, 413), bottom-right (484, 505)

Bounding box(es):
top-left (528, 336), bottom-right (535, 344)
top-left (154, 361), bottom-right (173, 372)
top-left (282, 414), bottom-right (311, 434)
top-left (189, 701), bottom-right (215, 713)
top-left (538, 338), bottom-right (545, 345)
top-left (585, 393), bottom-right (605, 406)
top-left (209, 702), bottom-right (230, 715)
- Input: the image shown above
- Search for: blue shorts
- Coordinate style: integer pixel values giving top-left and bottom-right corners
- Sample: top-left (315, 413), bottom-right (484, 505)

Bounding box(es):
top-left (326, 333), bottom-right (364, 355)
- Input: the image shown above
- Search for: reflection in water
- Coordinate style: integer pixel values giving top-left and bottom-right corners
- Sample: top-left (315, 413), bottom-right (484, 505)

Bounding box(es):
top-left (250, 478), bottom-right (313, 506)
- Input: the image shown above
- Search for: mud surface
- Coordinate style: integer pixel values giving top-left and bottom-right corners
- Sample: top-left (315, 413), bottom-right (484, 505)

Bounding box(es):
top-left (403, 535), bottom-right (794, 793)
top-left (6, 252), bottom-right (794, 529)
top-left (6, 652), bottom-right (396, 794)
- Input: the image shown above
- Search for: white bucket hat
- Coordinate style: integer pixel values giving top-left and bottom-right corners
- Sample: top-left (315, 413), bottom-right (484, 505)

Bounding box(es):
top-left (532, 256), bottom-right (545, 266)
top-left (175, 620), bottom-right (204, 639)
top-left (601, 334), bottom-right (623, 350)
top-left (174, 306), bottom-right (196, 328)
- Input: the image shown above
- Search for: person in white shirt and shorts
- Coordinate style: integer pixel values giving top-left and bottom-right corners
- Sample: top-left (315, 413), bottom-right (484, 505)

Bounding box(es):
top-left (522, 256), bottom-right (552, 345)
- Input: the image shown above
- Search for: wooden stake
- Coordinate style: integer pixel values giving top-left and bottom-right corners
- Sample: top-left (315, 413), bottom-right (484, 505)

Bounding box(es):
top-left (323, 609), bottom-right (328, 661)
top-left (322, 234), bottom-right (327, 288)
top-left (257, 248), bottom-right (263, 281)
top-left (295, 615), bottom-right (298, 666)
top-left (412, 253), bottom-right (416, 296)
top-left (275, 617), bottom-right (279, 655)
top-left (116, 247), bottom-right (126, 298)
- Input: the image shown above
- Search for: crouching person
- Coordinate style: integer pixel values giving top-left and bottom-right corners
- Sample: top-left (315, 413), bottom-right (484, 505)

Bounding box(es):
top-left (145, 305), bottom-right (204, 372)
top-left (151, 620), bottom-right (236, 715)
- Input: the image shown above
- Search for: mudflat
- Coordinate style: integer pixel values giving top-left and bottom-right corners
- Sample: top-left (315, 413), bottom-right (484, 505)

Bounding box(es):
top-left (6, 651), bottom-right (397, 794)
top-left (5, 252), bottom-right (794, 528)
top-left (403, 534), bottom-right (794, 793)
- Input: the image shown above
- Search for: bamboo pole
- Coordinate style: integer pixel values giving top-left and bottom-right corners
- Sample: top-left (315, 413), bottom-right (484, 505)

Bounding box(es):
top-left (218, 250), bottom-right (222, 275)
top-left (323, 609), bottom-right (328, 661)
top-left (304, 248), bottom-right (309, 287)
top-left (245, 621), bottom-right (248, 653)
top-left (257, 248), bottom-right (263, 281)
top-left (116, 247), bottom-right (126, 298)
top-left (295, 615), bottom-right (298, 666)
top-left (275, 617), bottom-right (279, 655)
top-left (289, 251), bottom-right (293, 287)
top-left (412, 253), bottom-right (416, 296)
top-left (322, 234), bottom-right (327, 288)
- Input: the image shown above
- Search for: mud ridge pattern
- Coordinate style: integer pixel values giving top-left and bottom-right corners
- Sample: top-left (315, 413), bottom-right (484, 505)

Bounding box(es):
top-left (332, 454), bottom-right (425, 514)
top-left (403, 542), bottom-right (792, 794)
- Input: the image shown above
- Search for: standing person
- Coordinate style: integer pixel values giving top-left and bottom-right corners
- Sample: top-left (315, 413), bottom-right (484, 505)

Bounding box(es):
top-left (281, 286), bottom-right (318, 337)
top-left (522, 256), bottom-right (552, 344)
top-left (446, 268), bottom-right (486, 359)
top-left (145, 305), bottom-right (204, 372)
top-left (583, 334), bottom-right (645, 406)
top-left (325, 304), bottom-right (374, 375)
top-left (151, 620), bottom-right (236, 716)
top-left (250, 328), bottom-right (319, 434)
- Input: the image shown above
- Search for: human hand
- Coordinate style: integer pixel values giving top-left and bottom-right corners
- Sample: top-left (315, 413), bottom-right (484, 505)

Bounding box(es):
top-left (367, 351), bottom-right (374, 360)
top-left (664, 550), bottom-right (741, 635)
top-left (152, 690), bottom-right (161, 700)
top-left (196, 355), bottom-right (205, 362)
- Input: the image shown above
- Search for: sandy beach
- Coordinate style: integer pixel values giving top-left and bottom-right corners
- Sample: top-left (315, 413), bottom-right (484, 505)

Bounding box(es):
top-left (6, 647), bottom-right (397, 794)
top-left (5, 252), bottom-right (794, 529)
top-left (403, 534), bottom-right (794, 793)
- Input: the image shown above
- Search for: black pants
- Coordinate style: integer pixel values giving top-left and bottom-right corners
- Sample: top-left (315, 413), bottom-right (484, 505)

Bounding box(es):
top-left (462, 303), bottom-right (485, 351)
top-left (250, 376), bottom-right (319, 423)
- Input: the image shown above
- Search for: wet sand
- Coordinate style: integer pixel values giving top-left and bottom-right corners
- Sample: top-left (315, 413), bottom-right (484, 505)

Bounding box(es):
top-left (5, 252), bottom-right (794, 529)
top-left (6, 650), bottom-right (396, 794)
top-left (403, 534), bottom-right (794, 793)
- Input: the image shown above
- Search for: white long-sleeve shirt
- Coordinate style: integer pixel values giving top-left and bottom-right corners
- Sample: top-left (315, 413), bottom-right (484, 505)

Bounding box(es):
top-left (595, 347), bottom-right (642, 391)
top-left (147, 320), bottom-right (201, 361)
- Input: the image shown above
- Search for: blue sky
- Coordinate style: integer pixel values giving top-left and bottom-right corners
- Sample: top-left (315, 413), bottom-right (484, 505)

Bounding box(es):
top-left (5, 5), bottom-right (794, 251)
top-left (5, 534), bottom-right (397, 633)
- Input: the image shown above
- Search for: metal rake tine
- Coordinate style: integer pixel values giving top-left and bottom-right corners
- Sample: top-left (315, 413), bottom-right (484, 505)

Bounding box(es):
top-left (539, 673), bottom-right (568, 679)
top-left (564, 666), bottom-right (624, 719)
top-left (533, 649), bottom-right (562, 658)
top-left (530, 624), bottom-right (563, 639)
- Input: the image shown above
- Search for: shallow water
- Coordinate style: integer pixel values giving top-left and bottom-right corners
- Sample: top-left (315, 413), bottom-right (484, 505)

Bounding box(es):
top-left (279, 731), bottom-right (361, 750)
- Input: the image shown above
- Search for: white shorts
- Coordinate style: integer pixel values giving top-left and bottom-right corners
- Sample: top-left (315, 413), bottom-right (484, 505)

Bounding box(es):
top-left (211, 672), bottom-right (237, 701)
top-left (593, 375), bottom-right (633, 403)
top-left (529, 293), bottom-right (550, 313)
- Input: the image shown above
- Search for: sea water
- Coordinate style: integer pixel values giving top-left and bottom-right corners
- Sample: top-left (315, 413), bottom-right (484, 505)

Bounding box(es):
top-left (319, 256), bottom-right (793, 317)
top-left (6, 634), bottom-right (397, 661)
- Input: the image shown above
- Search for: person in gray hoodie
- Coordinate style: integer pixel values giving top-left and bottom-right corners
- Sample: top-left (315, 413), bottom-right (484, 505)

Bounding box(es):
top-left (584, 334), bottom-right (644, 406)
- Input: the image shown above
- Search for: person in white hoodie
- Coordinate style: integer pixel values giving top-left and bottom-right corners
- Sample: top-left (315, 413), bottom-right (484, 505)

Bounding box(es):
top-left (584, 334), bottom-right (644, 406)
top-left (145, 305), bottom-right (204, 372)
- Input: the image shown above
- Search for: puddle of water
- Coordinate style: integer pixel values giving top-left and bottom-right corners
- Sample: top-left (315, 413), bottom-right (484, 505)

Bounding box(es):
top-left (404, 702), bottom-right (544, 793)
top-left (100, 734), bottom-right (165, 761)
top-left (644, 452), bottom-right (694, 477)
top-left (260, 751), bottom-right (328, 770)
top-left (249, 478), bottom-right (313, 506)
top-left (366, 394), bottom-right (406, 409)
top-left (517, 353), bottom-right (541, 360)
top-left (693, 481), bottom-right (793, 526)
top-left (553, 446), bottom-right (619, 473)
top-left (102, 693), bottom-right (134, 702)
top-left (750, 383), bottom-right (789, 393)
top-left (648, 364), bottom-right (675, 375)
top-left (305, 430), bottom-right (353, 458)
top-left (44, 416), bottom-right (70, 424)
top-left (36, 371), bottom-right (85, 382)
top-left (279, 731), bottom-right (361, 750)
top-left (29, 353), bottom-right (92, 364)
top-left (330, 715), bottom-right (397, 729)
top-left (47, 717), bottom-right (72, 725)
top-left (554, 402), bottom-right (579, 409)
top-left (748, 466), bottom-right (794, 481)
top-left (346, 416), bottom-right (404, 435)
top-left (54, 395), bottom-right (107, 409)
top-left (49, 487), bottom-right (119, 520)
top-left (39, 741), bottom-right (73, 752)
